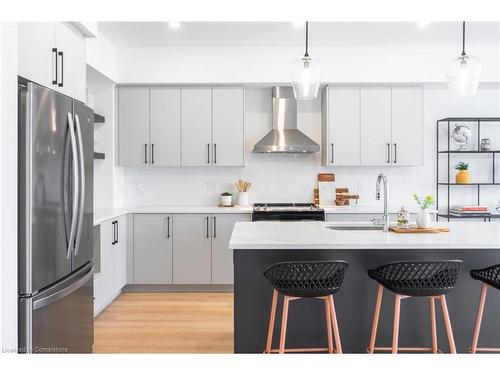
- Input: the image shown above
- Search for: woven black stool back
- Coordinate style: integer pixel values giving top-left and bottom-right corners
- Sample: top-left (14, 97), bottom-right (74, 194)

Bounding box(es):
top-left (263, 261), bottom-right (349, 298)
top-left (368, 260), bottom-right (462, 297)
top-left (471, 264), bottom-right (500, 290)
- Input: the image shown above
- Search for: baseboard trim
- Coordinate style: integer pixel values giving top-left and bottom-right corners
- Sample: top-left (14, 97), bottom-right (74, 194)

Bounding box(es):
top-left (123, 284), bottom-right (234, 292)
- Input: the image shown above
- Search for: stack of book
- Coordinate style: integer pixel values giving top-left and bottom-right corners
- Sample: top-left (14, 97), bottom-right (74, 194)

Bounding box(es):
top-left (448, 205), bottom-right (491, 217)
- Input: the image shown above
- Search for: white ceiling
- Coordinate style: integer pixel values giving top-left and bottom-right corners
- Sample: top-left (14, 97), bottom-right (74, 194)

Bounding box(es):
top-left (98, 22), bottom-right (500, 47)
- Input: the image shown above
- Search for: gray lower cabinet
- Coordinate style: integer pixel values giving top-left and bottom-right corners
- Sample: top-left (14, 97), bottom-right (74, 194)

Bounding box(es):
top-left (172, 214), bottom-right (212, 284)
top-left (211, 214), bottom-right (251, 284)
top-left (133, 214), bottom-right (173, 284)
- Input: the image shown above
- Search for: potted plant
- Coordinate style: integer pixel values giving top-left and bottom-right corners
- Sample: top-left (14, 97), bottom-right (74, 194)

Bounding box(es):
top-left (413, 193), bottom-right (435, 228)
top-left (454, 161), bottom-right (471, 184)
top-left (220, 192), bottom-right (233, 206)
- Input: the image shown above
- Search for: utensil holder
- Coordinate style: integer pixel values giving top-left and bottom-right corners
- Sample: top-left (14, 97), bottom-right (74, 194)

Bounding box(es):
top-left (238, 192), bottom-right (249, 206)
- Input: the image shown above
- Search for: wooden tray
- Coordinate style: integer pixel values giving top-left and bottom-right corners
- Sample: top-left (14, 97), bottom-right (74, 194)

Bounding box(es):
top-left (389, 226), bottom-right (449, 234)
top-left (218, 204), bottom-right (235, 208)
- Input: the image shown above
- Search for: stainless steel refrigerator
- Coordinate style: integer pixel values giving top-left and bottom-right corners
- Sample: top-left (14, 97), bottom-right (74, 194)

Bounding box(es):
top-left (18, 80), bottom-right (94, 353)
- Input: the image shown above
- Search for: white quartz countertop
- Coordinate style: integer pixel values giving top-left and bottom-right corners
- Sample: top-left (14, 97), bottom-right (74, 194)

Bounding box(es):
top-left (93, 204), bottom-right (419, 226)
top-left (93, 205), bottom-right (253, 225)
top-left (229, 221), bottom-right (500, 250)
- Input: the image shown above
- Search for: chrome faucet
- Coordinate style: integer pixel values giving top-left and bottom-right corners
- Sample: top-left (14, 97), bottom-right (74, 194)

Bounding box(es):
top-left (375, 173), bottom-right (390, 232)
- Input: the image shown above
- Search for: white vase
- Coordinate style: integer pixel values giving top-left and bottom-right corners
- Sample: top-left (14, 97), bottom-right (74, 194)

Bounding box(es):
top-left (237, 192), bottom-right (249, 206)
top-left (416, 209), bottom-right (431, 228)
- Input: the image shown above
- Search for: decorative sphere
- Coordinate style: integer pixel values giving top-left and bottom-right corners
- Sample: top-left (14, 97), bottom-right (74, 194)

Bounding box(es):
top-left (452, 125), bottom-right (471, 148)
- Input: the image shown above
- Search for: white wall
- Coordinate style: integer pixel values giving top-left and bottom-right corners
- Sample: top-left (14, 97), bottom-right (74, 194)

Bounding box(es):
top-left (117, 45), bottom-right (500, 84)
top-left (86, 31), bottom-right (118, 83)
top-left (122, 86), bottom-right (500, 211)
top-left (0, 22), bottom-right (18, 352)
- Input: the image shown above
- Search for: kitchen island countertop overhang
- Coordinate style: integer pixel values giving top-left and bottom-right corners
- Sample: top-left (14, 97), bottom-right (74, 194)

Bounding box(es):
top-left (229, 221), bottom-right (500, 250)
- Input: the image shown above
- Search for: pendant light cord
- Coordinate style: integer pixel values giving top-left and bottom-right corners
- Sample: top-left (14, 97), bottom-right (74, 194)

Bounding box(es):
top-left (304, 21), bottom-right (309, 58)
top-left (461, 21), bottom-right (466, 56)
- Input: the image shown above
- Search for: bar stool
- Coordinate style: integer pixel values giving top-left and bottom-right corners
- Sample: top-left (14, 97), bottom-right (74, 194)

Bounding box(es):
top-left (470, 264), bottom-right (500, 353)
top-left (263, 260), bottom-right (348, 354)
top-left (366, 260), bottom-right (462, 354)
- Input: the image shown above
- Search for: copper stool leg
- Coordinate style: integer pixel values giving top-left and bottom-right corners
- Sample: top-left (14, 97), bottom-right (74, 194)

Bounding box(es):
top-left (367, 284), bottom-right (384, 353)
top-left (429, 297), bottom-right (438, 354)
top-left (329, 295), bottom-right (342, 354)
top-left (439, 295), bottom-right (457, 354)
top-left (392, 294), bottom-right (402, 354)
top-left (278, 296), bottom-right (290, 354)
top-left (471, 283), bottom-right (488, 354)
top-left (265, 289), bottom-right (279, 354)
top-left (324, 297), bottom-right (334, 353)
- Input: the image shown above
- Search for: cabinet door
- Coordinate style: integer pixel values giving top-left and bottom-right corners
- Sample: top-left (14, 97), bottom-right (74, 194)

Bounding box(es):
top-left (181, 88), bottom-right (212, 166)
top-left (113, 216), bottom-right (127, 292)
top-left (212, 88), bottom-right (245, 166)
top-left (391, 87), bottom-right (423, 166)
top-left (327, 87), bottom-right (360, 166)
top-left (172, 214), bottom-right (212, 284)
top-left (100, 220), bottom-right (115, 304)
top-left (150, 88), bottom-right (181, 166)
top-left (55, 23), bottom-right (86, 102)
top-left (133, 214), bottom-right (173, 284)
top-left (211, 214), bottom-right (251, 284)
top-left (360, 88), bottom-right (392, 166)
top-left (18, 23), bottom-right (56, 89)
top-left (118, 87), bottom-right (150, 166)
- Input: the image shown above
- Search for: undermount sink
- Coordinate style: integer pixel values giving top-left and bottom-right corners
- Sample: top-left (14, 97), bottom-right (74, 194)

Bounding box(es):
top-left (325, 225), bottom-right (384, 231)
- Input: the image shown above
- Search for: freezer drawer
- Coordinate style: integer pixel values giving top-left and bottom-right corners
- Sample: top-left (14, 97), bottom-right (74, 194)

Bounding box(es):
top-left (19, 263), bottom-right (94, 353)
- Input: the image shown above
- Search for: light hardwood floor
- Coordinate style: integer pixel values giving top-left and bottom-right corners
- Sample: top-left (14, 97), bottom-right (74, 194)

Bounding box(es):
top-left (93, 292), bottom-right (234, 353)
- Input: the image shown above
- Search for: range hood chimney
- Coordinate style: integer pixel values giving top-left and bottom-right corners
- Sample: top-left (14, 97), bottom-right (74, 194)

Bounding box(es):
top-left (253, 86), bottom-right (320, 153)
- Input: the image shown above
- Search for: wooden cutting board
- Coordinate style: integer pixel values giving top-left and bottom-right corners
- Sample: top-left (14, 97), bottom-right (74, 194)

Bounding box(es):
top-left (389, 226), bottom-right (450, 234)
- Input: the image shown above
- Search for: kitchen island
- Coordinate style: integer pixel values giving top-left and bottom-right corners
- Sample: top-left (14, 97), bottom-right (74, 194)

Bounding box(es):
top-left (229, 222), bottom-right (500, 353)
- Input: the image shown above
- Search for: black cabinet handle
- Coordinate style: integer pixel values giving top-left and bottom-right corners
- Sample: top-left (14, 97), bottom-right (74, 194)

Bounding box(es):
top-left (151, 143), bottom-right (155, 164)
top-left (386, 143), bottom-right (390, 164)
top-left (116, 220), bottom-right (119, 244)
top-left (393, 143), bottom-right (397, 164)
top-left (52, 48), bottom-right (58, 85)
top-left (213, 143), bottom-right (217, 164)
top-left (144, 144), bottom-right (148, 164)
top-left (207, 144), bottom-right (210, 164)
top-left (111, 221), bottom-right (117, 245)
top-left (206, 216), bottom-right (210, 238)
top-left (166, 216), bottom-right (170, 238)
top-left (213, 216), bottom-right (217, 238)
top-left (330, 143), bottom-right (334, 164)
top-left (57, 51), bottom-right (64, 87)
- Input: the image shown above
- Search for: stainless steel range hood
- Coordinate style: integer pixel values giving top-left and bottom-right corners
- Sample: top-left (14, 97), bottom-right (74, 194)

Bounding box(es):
top-left (253, 86), bottom-right (320, 153)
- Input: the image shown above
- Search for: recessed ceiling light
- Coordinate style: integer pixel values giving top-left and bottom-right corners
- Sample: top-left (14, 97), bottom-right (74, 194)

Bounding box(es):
top-left (168, 22), bottom-right (181, 29)
top-left (417, 21), bottom-right (430, 29)
top-left (292, 21), bottom-right (304, 28)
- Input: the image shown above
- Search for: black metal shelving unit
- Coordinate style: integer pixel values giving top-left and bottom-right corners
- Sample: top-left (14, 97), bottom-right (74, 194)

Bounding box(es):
top-left (436, 117), bottom-right (500, 222)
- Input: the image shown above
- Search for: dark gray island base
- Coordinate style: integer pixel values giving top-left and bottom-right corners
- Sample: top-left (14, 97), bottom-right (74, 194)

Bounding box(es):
top-left (233, 248), bottom-right (500, 353)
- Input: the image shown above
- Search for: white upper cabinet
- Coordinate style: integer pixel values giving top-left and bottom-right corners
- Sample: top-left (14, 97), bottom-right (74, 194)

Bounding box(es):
top-left (18, 23), bottom-right (86, 102)
top-left (118, 87), bottom-right (150, 166)
top-left (323, 86), bottom-right (423, 167)
top-left (18, 23), bottom-right (56, 90)
top-left (322, 87), bottom-right (361, 166)
top-left (391, 87), bottom-right (423, 166)
top-left (360, 87), bottom-right (393, 166)
top-left (181, 88), bottom-right (213, 166)
top-left (54, 23), bottom-right (86, 103)
top-left (212, 88), bottom-right (245, 166)
top-left (150, 88), bottom-right (181, 166)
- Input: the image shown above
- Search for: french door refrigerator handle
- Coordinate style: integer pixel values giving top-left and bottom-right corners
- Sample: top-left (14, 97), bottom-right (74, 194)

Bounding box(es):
top-left (73, 114), bottom-right (85, 256)
top-left (66, 113), bottom-right (79, 259)
top-left (52, 48), bottom-right (58, 85)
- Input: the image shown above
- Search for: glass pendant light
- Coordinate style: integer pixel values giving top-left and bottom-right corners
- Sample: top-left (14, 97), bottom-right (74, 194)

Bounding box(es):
top-left (446, 21), bottom-right (482, 98)
top-left (290, 21), bottom-right (321, 99)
